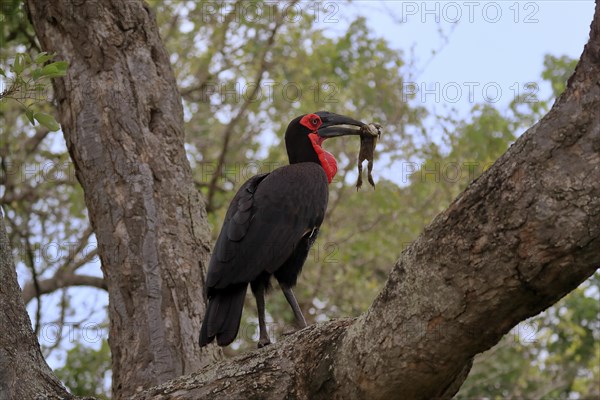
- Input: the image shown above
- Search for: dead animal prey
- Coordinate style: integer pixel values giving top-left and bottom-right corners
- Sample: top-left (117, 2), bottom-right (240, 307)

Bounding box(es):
top-left (356, 123), bottom-right (382, 190)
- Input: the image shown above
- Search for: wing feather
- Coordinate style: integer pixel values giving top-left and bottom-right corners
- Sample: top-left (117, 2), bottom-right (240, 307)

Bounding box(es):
top-left (206, 163), bottom-right (328, 291)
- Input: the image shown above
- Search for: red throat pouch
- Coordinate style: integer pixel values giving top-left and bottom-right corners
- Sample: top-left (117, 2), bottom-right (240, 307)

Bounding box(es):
top-left (308, 133), bottom-right (338, 183)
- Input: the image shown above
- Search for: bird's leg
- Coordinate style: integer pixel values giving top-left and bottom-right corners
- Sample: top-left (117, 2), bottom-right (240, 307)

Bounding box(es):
top-left (281, 285), bottom-right (307, 335)
top-left (251, 283), bottom-right (271, 348)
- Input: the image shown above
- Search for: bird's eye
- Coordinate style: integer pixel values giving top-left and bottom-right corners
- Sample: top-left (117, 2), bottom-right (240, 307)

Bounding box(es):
top-left (311, 118), bottom-right (319, 125)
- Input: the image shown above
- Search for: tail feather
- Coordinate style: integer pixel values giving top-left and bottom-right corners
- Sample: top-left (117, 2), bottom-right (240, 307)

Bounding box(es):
top-left (199, 285), bottom-right (248, 347)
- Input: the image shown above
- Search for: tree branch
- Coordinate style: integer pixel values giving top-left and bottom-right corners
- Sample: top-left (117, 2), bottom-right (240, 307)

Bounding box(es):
top-left (25, 127), bottom-right (51, 156)
top-left (22, 273), bottom-right (106, 304)
top-left (134, 2), bottom-right (600, 399)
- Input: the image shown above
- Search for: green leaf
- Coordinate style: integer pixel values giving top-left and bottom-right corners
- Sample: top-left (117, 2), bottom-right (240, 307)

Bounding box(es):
top-left (25, 108), bottom-right (35, 125)
top-left (40, 65), bottom-right (60, 78)
top-left (40, 61), bottom-right (68, 78)
top-left (34, 112), bottom-right (60, 131)
top-left (11, 54), bottom-right (24, 75)
top-left (55, 340), bottom-right (112, 399)
top-left (32, 68), bottom-right (43, 80)
top-left (52, 60), bottom-right (69, 72)
top-left (35, 52), bottom-right (55, 64)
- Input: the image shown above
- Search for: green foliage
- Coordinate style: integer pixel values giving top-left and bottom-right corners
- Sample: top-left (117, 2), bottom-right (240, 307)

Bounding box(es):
top-left (542, 54), bottom-right (579, 97)
top-left (0, 0), bottom-right (30, 46)
top-left (55, 340), bottom-right (112, 399)
top-left (1, 52), bottom-right (67, 130)
top-left (32, 110), bottom-right (60, 131)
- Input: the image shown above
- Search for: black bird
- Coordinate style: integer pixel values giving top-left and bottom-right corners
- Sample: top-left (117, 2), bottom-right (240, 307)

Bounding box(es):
top-left (199, 111), bottom-right (366, 347)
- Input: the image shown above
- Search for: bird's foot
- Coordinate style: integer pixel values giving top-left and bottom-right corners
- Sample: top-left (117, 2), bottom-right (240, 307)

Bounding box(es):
top-left (257, 337), bottom-right (271, 348)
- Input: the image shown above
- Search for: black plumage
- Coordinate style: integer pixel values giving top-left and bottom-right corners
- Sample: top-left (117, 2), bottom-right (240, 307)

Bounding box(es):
top-left (200, 112), bottom-right (366, 347)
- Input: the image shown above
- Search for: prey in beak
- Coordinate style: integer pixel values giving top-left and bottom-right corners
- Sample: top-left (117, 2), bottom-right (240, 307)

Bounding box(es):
top-left (357, 123), bottom-right (382, 190)
top-left (315, 111), bottom-right (366, 139)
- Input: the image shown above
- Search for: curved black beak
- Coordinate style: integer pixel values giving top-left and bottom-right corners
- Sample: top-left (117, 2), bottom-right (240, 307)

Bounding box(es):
top-left (316, 111), bottom-right (366, 138)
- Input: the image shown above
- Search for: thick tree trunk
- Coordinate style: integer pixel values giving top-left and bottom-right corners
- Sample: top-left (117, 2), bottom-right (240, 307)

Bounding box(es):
top-left (0, 211), bottom-right (70, 400)
top-left (133, 3), bottom-right (600, 400)
top-left (26, 1), bottom-right (221, 398)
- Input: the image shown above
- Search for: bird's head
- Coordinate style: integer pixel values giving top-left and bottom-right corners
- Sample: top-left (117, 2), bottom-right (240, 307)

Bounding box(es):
top-left (285, 111), bottom-right (366, 183)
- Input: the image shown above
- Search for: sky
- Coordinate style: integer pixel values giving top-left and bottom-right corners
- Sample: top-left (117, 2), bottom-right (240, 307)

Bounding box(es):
top-left (343, 1), bottom-right (595, 116)
top-left (21, 0), bottom-right (597, 371)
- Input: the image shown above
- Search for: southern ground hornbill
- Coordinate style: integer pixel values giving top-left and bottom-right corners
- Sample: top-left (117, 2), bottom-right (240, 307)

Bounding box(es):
top-left (199, 111), bottom-right (368, 347)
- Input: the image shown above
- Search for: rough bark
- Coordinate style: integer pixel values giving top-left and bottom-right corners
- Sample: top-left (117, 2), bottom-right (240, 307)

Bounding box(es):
top-left (25, 1), bottom-right (221, 398)
top-left (0, 211), bottom-right (70, 400)
top-left (133, 3), bottom-right (600, 400)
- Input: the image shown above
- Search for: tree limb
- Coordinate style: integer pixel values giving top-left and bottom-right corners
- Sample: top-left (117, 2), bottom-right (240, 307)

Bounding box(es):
top-left (25, 127), bottom-right (51, 156)
top-left (22, 272), bottom-right (106, 304)
top-left (134, 2), bottom-right (600, 399)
